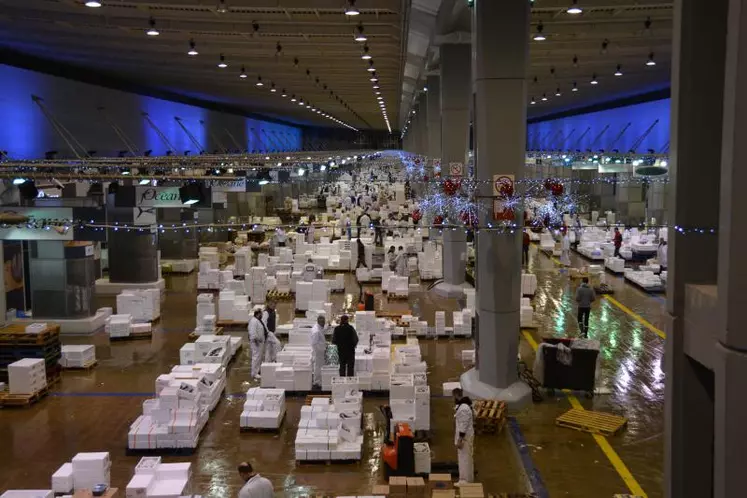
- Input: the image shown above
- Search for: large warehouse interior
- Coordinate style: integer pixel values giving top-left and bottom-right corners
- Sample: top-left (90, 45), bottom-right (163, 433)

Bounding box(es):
top-left (0, 1), bottom-right (741, 498)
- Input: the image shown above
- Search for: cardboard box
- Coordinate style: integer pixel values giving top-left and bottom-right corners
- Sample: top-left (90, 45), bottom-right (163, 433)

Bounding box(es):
top-left (372, 485), bottom-right (390, 497)
top-left (457, 483), bottom-right (484, 498)
top-left (428, 474), bottom-right (453, 490)
top-left (432, 491), bottom-right (456, 498)
top-left (389, 476), bottom-right (407, 496)
top-left (406, 477), bottom-right (426, 496)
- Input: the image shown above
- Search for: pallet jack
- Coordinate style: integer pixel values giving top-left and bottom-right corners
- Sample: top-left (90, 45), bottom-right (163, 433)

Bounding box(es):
top-left (380, 405), bottom-right (415, 476)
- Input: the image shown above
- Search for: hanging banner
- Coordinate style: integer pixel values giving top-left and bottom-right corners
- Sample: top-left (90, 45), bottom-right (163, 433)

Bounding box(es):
top-left (492, 174), bottom-right (515, 221)
top-left (133, 206), bottom-right (157, 225)
top-left (136, 187), bottom-right (182, 208)
top-left (0, 207), bottom-right (74, 241)
top-left (206, 179), bottom-right (246, 192)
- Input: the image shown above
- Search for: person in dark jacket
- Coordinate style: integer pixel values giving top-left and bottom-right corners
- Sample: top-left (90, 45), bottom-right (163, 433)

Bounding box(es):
top-left (332, 315), bottom-right (358, 377)
top-left (575, 277), bottom-right (596, 337)
top-left (522, 230), bottom-right (530, 266)
top-left (613, 227), bottom-right (623, 258)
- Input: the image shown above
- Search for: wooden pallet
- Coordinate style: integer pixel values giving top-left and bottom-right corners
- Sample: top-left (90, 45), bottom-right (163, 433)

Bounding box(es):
top-left (556, 408), bottom-right (628, 436)
top-left (0, 384), bottom-right (50, 407)
top-left (473, 400), bottom-right (507, 435)
top-left (216, 320), bottom-right (248, 328)
top-left (266, 290), bottom-right (294, 301)
top-left (187, 327), bottom-right (225, 341)
top-left (612, 495), bottom-right (645, 498)
top-left (240, 425), bottom-right (283, 433)
top-left (387, 294), bottom-right (409, 300)
top-left (0, 324), bottom-right (60, 345)
top-left (61, 360), bottom-right (98, 371)
top-left (110, 331), bottom-right (153, 341)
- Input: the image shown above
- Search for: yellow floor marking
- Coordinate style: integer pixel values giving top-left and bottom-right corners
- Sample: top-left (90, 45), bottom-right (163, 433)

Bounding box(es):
top-left (521, 329), bottom-right (648, 498)
top-left (604, 295), bottom-right (666, 340)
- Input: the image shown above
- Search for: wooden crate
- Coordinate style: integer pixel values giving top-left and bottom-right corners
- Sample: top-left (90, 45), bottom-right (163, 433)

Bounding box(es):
top-left (0, 324), bottom-right (61, 345)
top-left (110, 330), bottom-right (153, 341)
top-left (473, 400), bottom-right (507, 435)
top-left (556, 408), bottom-right (628, 436)
top-left (187, 327), bottom-right (224, 341)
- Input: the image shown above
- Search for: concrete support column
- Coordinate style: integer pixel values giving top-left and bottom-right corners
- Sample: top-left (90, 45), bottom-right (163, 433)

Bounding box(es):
top-left (714, 0), bottom-right (747, 494)
top-left (108, 230), bottom-right (160, 283)
top-left (665, 0), bottom-right (727, 494)
top-left (426, 75), bottom-right (442, 160)
top-left (459, 0), bottom-right (530, 406)
top-left (432, 43), bottom-right (471, 298)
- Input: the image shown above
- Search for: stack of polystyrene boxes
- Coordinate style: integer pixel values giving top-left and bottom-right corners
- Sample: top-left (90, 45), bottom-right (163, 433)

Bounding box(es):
top-left (276, 271), bottom-right (292, 293)
top-left (105, 314), bottom-right (132, 338)
top-left (605, 256), bottom-right (625, 273)
top-left (278, 247), bottom-right (293, 264)
top-left (192, 335), bottom-right (232, 366)
top-left (71, 452), bottom-right (111, 491)
top-left (295, 392), bottom-right (364, 461)
top-left (414, 442), bottom-right (431, 474)
top-left (434, 311), bottom-right (446, 337)
top-left (233, 247), bottom-right (251, 276)
top-left (125, 457), bottom-right (192, 498)
top-left (199, 247), bottom-right (220, 269)
top-left (8, 358), bottom-right (47, 394)
top-left (390, 374), bottom-right (416, 432)
top-left (59, 345), bottom-right (95, 368)
top-left (246, 267), bottom-right (268, 304)
top-left (195, 293), bottom-right (217, 335)
top-left (414, 384), bottom-right (431, 430)
top-left (462, 349), bottom-right (476, 366)
top-left (51, 462), bottom-right (74, 495)
top-left (116, 289), bottom-right (160, 322)
top-left (240, 388), bottom-right (286, 429)
top-left (391, 276), bottom-right (409, 297)
top-left (296, 281), bottom-right (312, 311)
top-left (312, 279), bottom-right (330, 306)
top-left (197, 262), bottom-right (220, 289)
top-left (521, 273), bottom-right (538, 296)
top-left (453, 311), bottom-right (472, 337)
top-left (217, 291), bottom-right (248, 322)
top-left (520, 298), bottom-right (534, 327)
top-left (418, 243), bottom-right (442, 280)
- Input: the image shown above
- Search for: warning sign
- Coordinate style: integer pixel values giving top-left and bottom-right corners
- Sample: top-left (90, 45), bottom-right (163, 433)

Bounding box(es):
top-left (449, 162), bottom-right (464, 177)
top-left (493, 174), bottom-right (515, 221)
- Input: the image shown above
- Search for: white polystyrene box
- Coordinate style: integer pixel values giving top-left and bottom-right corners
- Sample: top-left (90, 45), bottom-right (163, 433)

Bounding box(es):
top-left (51, 463), bottom-right (74, 494)
top-left (126, 473), bottom-right (156, 498)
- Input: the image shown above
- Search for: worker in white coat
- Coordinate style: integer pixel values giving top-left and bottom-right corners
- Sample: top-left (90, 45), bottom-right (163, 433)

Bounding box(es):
top-left (657, 239), bottom-right (668, 271)
top-left (310, 315), bottom-right (328, 389)
top-left (560, 231), bottom-right (571, 266)
top-left (248, 309), bottom-right (266, 380)
top-left (395, 245), bottom-right (408, 277)
top-left (452, 387), bottom-right (475, 485)
top-left (237, 462), bottom-right (273, 498)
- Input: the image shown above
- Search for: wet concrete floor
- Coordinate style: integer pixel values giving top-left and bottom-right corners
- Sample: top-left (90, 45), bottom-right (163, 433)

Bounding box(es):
top-left (0, 245), bottom-right (665, 497)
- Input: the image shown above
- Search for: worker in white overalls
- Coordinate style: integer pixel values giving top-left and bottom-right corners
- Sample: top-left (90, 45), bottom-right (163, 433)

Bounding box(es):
top-left (452, 387), bottom-right (475, 484)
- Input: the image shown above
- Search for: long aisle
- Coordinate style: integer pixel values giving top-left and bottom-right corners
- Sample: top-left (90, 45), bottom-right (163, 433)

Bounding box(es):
top-left (518, 245), bottom-right (666, 498)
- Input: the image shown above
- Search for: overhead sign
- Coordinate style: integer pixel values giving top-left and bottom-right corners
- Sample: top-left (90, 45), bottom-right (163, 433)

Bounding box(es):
top-left (449, 162), bottom-right (464, 177)
top-left (206, 179), bottom-right (246, 192)
top-left (133, 206), bottom-right (157, 225)
top-left (136, 187), bottom-right (182, 208)
top-left (0, 207), bottom-right (74, 241)
top-left (492, 174), bottom-right (515, 221)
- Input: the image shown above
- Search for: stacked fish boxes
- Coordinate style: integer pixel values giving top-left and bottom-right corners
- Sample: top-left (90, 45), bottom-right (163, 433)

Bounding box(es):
top-left (8, 358), bottom-right (47, 394)
top-left (521, 273), bottom-right (538, 297)
top-left (261, 345), bottom-right (314, 390)
top-left (195, 294), bottom-right (217, 335)
top-left (240, 388), bottom-right (286, 429)
top-left (246, 267), bottom-right (268, 304)
top-left (434, 311), bottom-right (446, 337)
top-left (418, 243), bottom-right (442, 280)
top-left (105, 314), bottom-right (133, 338)
top-left (125, 457), bottom-right (192, 498)
top-left (233, 247), bottom-right (251, 276)
top-left (520, 298), bottom-right (534, 327)
top-left (452, 310), bottom-right (472, 337)
top-left (276, 271), bottom-right (292, 293)
top-left (389, 276), bottom-right (409, 297)
top-left (49, 452), bottom-right (112, 495)
top-left (312, 279), bottom-right (331, 306)
top-left (59, 345), bottom-right (96, 368)
top-left (217, 291), bottom-right (249, 322)
top-left (127, 364), bottom-right (225, 450)
top-left (295, 391), bottom-right (364, 461)
top-left (198, 247), bottom-right (220, 270)
top-left (116, 289), bottom-right (160, 322)
top-left (295, 281), bottom-right (312, 311)
top-left (197, 262), bottom-right (220, 289)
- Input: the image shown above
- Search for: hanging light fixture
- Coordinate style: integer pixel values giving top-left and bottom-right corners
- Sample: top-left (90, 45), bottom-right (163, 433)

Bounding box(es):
top-left (256, 75), bottom-right (264, 87)
top-left (281, 89), bottom-right (287, 97)
top-left (541, 93), bottom-right (548, 101)
top-left (533, 23), bottom-right (546, 41)
top-left (367, 60), bottom-right (376, 72)
top-left (614, 64), bottom-right (623, 76)
top-left (646, 52), bottom-right (656, 66)
top-left (85, 1), bottom-right (102, 7)
top-left (555, 88), bottom-right (562, 96)
top-left (239, 66), bottom-right (247, 78)
top-left (216, 0), bottom-right (228, 13)
top-left (567, 0), bottom-right (582, 14)
top-left (370, 72), bottom-right (378, 82)
top-left (146, 17), bottom-right (160, 36)
top-left (530, 97), bottom-right (536, 105)
top-left (590, 73), bottom-right (599, 84)
top-left (291, 95), bottom-right (297, 102)
top-left (361, 45), bottom-right (372, 60)
top-left (345, 0), bottom-right (360, 16)
top-left (218, 54), bottom-right (228, 68)
top-left (298, 98), bottom-right (305, 106)
top-left (572, 81), bottom-right (578, 92)
top-left (354, 24), bottom-right (367, 42)
top-left (573, 55), bottom-right (578, 67)
top-left (187, 39), bottom-right (199, 56)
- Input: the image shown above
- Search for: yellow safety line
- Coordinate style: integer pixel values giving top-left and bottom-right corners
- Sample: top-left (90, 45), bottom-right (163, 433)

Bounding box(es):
top-left (604, 295), bottom-right (666, 340)
top-left (521, 329), bottom-right (648, 498)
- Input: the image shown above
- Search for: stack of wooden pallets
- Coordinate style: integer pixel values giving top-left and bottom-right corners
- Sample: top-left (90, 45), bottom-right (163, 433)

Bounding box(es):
top-left (0, 324), bottom-right (62, 387)
top-left (473, 400), bottom-right (507, 435)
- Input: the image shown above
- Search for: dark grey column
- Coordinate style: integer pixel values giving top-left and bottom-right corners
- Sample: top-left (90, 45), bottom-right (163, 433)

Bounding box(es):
top-left (459, 0), bottom-right (530, 406)
top-left (108, 230), bottom-right (159, 283)
top-left (714, 0), bottom-right (747, 494)
top-left (665, 0), bottom-right (727, 495)
top-left (29, 241), bottom-right (96, 318)
top-left (158, 209), bottom-right (198, 259)
top-left (426, 75), bottom-right (442, 160)
top-left (432, 42), bottom-right (471, 298)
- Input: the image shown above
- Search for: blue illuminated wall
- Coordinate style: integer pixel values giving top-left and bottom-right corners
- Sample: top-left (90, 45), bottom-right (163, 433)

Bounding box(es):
top-left (527, 98), bottom-right (670, 153)
top-left (0, 64), bottom-right (302, 159)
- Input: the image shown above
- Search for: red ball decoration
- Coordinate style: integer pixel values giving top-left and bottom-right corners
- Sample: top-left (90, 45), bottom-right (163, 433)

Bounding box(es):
top-left (550, 182), bottom-right (564, 196)
top-left (412, 210), bottom-right (422, 222)
top-left (423, 175), bottom-right (429, 182)
top-left (460, 209), bottom-right (478, 227)
top-left (443, 178), bottom-right (461, 196)
top-left (544, 178), bottom-right (555, 191)
top-left (434, 215), bottom-right (444, 226)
